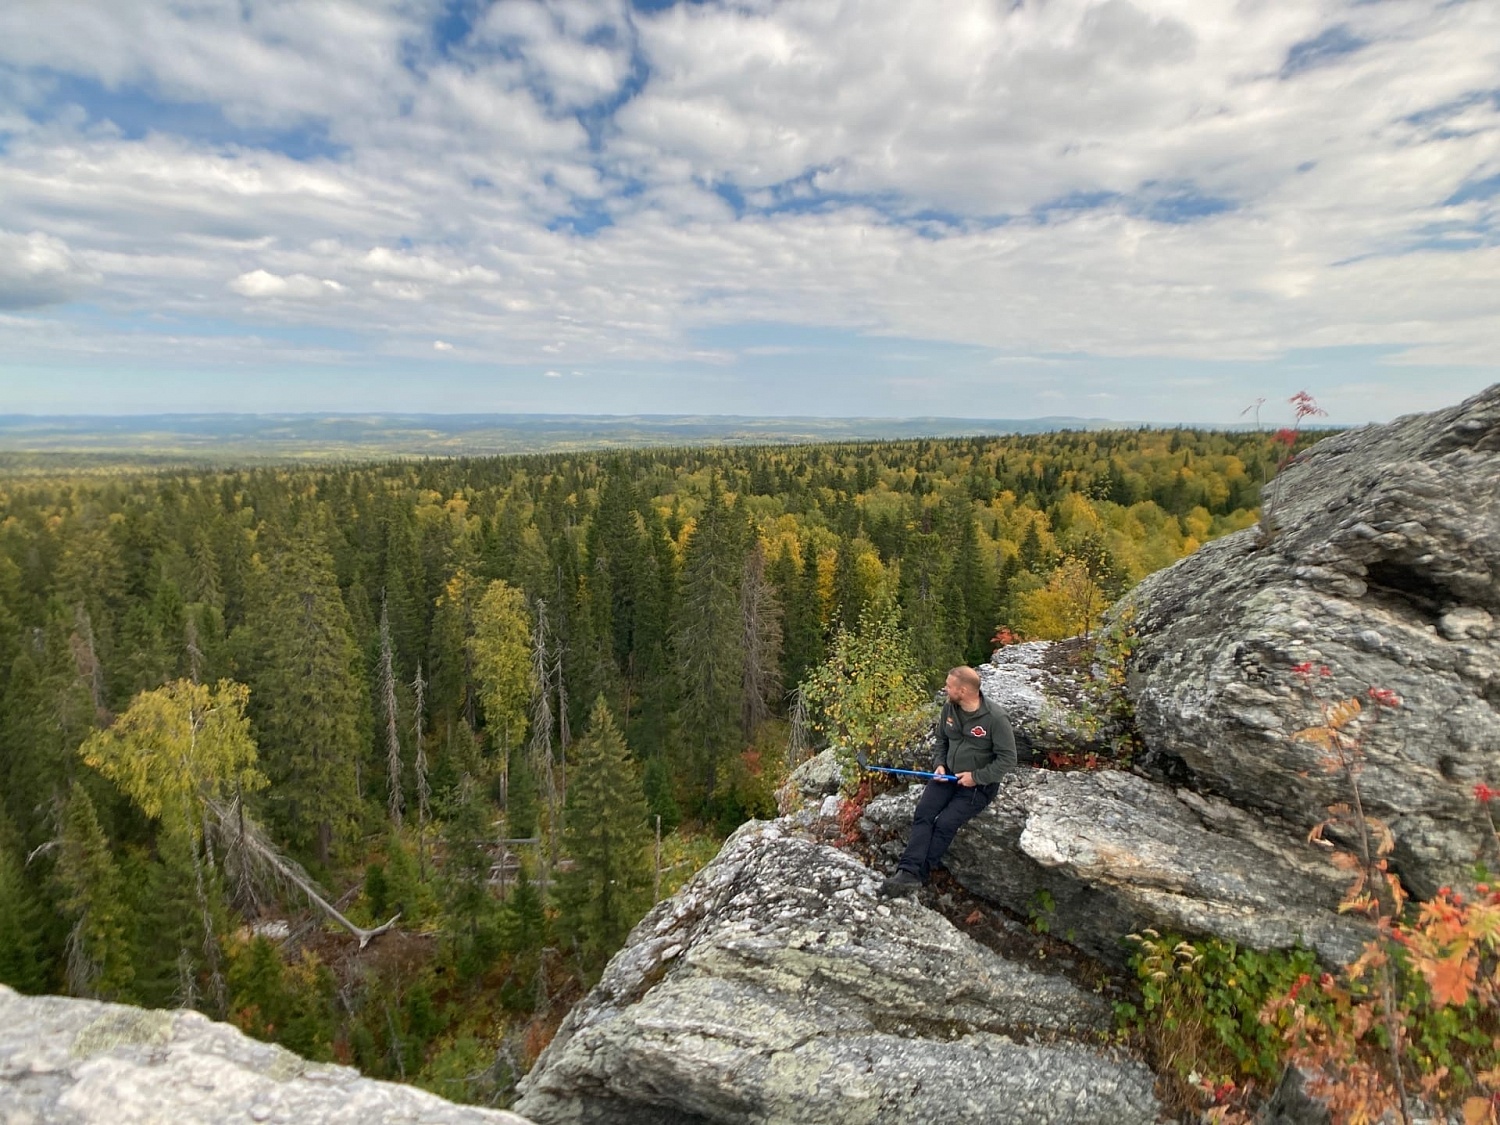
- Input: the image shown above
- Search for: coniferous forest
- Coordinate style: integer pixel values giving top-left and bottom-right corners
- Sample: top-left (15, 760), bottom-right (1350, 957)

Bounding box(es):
top-left (0, 426), bottom-right (1294, 1105)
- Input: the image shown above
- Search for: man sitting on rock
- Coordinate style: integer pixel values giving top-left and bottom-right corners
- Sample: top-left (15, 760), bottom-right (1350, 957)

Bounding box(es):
top-left (880, 665), bottom-right (1016, 898)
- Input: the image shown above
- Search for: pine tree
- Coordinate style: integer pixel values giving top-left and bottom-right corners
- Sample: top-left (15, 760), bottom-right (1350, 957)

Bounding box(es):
top-left (498, 867), bottom-right (547, 954)
top-left (227, 934), bottom-right (287, 1041)
top-left (1019, 518), bottom-right (1046, 573)
top-left (554, 697), bottom-right (650, 972)
top-left (586, 463), bottom-right (641, 670)
top-left (831, 534), bottom-right (863, 629)
top-left (628, 508), bottom-right (677, 765)
top-left (1, 622), bottom-right (94, 851)
top-left (431, 566), bottom-right (484, 739)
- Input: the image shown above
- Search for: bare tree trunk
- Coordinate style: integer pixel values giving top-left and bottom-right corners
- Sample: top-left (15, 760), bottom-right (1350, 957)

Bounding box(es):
top-left (185, 616), bottom-right (203, 685)
top-left (412, 663), bottom-right (430, 881)
top-left (71, 604), bottom-right (108, 727)
top-left (740, 541), bottom-right (783, 741)
top-left (181, 704), bottom-right (228, 1014)
top-left (787, 685), bottom-right (811, 771)
top-left (528, 601), bottom-right (559, 883)
top-left (209, 797), bottom-right (399, 950)
top-left (379, 593), bottom-right (404, 829)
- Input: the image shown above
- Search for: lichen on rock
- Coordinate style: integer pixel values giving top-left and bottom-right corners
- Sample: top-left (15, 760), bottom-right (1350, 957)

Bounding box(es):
top-left (514, 821), bottom-right (1159, 1125)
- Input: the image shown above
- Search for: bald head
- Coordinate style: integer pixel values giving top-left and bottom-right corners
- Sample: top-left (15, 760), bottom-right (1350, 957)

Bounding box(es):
top-left (947, 666), bottom-right (980, 691)
top-left (944, 666), bottom-right (981, 709)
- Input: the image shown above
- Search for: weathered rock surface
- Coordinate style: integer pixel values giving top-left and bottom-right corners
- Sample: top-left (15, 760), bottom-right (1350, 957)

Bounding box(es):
top-left (514, 821), bottom-right (1159, 1125)
top-left (864, 769), bottom-right (1369, 966)
top-left (775, 747), bottom-right (841, 814)
top-left (0, 984), bottom-right (532, 1125)
top-left (1128, 383), bottom-right (1500, 896)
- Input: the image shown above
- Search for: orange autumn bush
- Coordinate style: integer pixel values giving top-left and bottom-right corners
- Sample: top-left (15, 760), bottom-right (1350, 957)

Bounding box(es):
top-left (1261, 671), bottom-right (1500, 1124)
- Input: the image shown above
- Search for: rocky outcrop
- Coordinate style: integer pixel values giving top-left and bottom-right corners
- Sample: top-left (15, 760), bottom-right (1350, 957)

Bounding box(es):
top-left (0, 984), bottom-right (533, 1125)
top-left (863, 769), bottom-right (1369, 967)
top-left (1129, 383), bottom-right (1500, 897)
top-left (775, 747), bottom-right (842, 814)
top-left (514, 821), bottom-right (1159, 1125)
top-left (520, 388), bottom-right (1500, 1123)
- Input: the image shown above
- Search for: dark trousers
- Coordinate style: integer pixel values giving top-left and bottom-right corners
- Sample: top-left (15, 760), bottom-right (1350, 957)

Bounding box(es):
top-left (897, 779), bottom-right (995, 881)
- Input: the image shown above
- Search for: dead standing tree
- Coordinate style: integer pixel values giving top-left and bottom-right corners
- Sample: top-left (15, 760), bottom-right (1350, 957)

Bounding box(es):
top-left (379, 592), bottom-right (404, 829)
top-left (528, 599), bottom-right (562, 881)
top-left (412, 662), bottom-right (430, 880)
top-left (739, 540), bottom-right (784, 742)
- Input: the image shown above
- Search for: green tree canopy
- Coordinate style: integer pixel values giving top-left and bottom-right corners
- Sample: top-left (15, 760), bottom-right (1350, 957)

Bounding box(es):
top-left (554, 696), bottom-right (651, 973)
top-left (80, 678), bottom-right (266, 840)
top-left (469, 579), bottom-right (533, 757)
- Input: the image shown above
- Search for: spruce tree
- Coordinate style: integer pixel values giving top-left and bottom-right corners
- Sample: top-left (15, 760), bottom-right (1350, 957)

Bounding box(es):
top-left (946, 504), bottom-right (995, 665)
top-left (780, 537), bottom-right (826, 695)
top-left (56, 782), bottom-right (135, 1001)
top-left (440, 774), bottom-right (499, 980)
top-left (899, 527), bottom-right (956, 682)
top-left (671, 477), bottom-right (746, 803)
top-left (128, 827), bottom-right (213, 1009)
top-left (628, 508), bottom-right (677, 765)
top-left (554, 696), bottom-right (650, 972)
top-left (0, 820), bottom-right (49, 992)
top-left (382, 828), bottom-right (431, 926)
top-left (251, 517), bottom-right (368, 865)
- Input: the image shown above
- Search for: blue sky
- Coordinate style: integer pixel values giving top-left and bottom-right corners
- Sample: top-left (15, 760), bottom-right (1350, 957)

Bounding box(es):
top-left (0, 0), bottom-right (1496, 425)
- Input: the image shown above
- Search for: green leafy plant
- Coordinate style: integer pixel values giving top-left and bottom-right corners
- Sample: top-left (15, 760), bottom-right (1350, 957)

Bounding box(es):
top-left (1116, 930), bottom-right (1327, 1114)
top-left (800, 603), bottom-right (935, 793)
top-left (1027, 888), bottom-right (1056, 935)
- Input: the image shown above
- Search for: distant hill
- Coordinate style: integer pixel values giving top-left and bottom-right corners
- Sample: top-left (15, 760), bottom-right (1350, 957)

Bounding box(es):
top-left (0, 412), bottom-right (1131, 464)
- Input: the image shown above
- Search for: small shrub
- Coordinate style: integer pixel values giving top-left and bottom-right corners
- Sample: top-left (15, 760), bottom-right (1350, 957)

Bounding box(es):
top-left (1116, 930), bottom-right (1325, 1095)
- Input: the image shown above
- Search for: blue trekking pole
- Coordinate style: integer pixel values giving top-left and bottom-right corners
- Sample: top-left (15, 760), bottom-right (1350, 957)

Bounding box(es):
top-left (855, 750), bottom-right (957, 782)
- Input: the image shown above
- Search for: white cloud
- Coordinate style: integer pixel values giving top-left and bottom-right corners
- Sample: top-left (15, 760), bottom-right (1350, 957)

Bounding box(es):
top-left (433, 339), bottom-right (454, 351)
top-left (0, 230), bottom-right (99, 308)
top-left (0, 0), bottom-right (1495, 416)
top-left (229, 269), bottom-right (343, 299)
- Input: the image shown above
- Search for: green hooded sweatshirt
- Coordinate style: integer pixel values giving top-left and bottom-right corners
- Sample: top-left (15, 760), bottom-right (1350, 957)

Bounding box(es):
top-left (933, 692), bottom-right (1016, 786)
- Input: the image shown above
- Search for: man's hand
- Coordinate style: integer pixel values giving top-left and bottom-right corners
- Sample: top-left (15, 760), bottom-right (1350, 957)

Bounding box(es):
top-left (958, 772), bottom-right (976, 788)
top-left (934, 764), bottom-right (948, 777)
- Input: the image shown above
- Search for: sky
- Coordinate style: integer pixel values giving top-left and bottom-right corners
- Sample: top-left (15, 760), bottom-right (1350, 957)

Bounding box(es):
top-left (0, 0), bottom-right (1496, 425)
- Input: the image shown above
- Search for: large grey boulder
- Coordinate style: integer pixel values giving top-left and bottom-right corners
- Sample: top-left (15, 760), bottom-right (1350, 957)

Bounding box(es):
top-left (775, 747), bottom-right (842, 814)
top-left (1128, 383), bottom-right (1500, 897)
top-left (0, 984), bottom-right (532, 1125)
top-left (514, 821), bottom-right (1159, 1125)
top-left (863, 770), bottom-right (1369, 967)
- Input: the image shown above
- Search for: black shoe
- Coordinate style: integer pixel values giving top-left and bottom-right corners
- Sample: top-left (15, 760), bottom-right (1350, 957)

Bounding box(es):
top-left (879, 870), bottom-right (922, 898)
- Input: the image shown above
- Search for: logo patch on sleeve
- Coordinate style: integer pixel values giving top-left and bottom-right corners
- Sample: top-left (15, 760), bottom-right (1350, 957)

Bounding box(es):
top-left (969, 725), bottom-right (986, 737)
